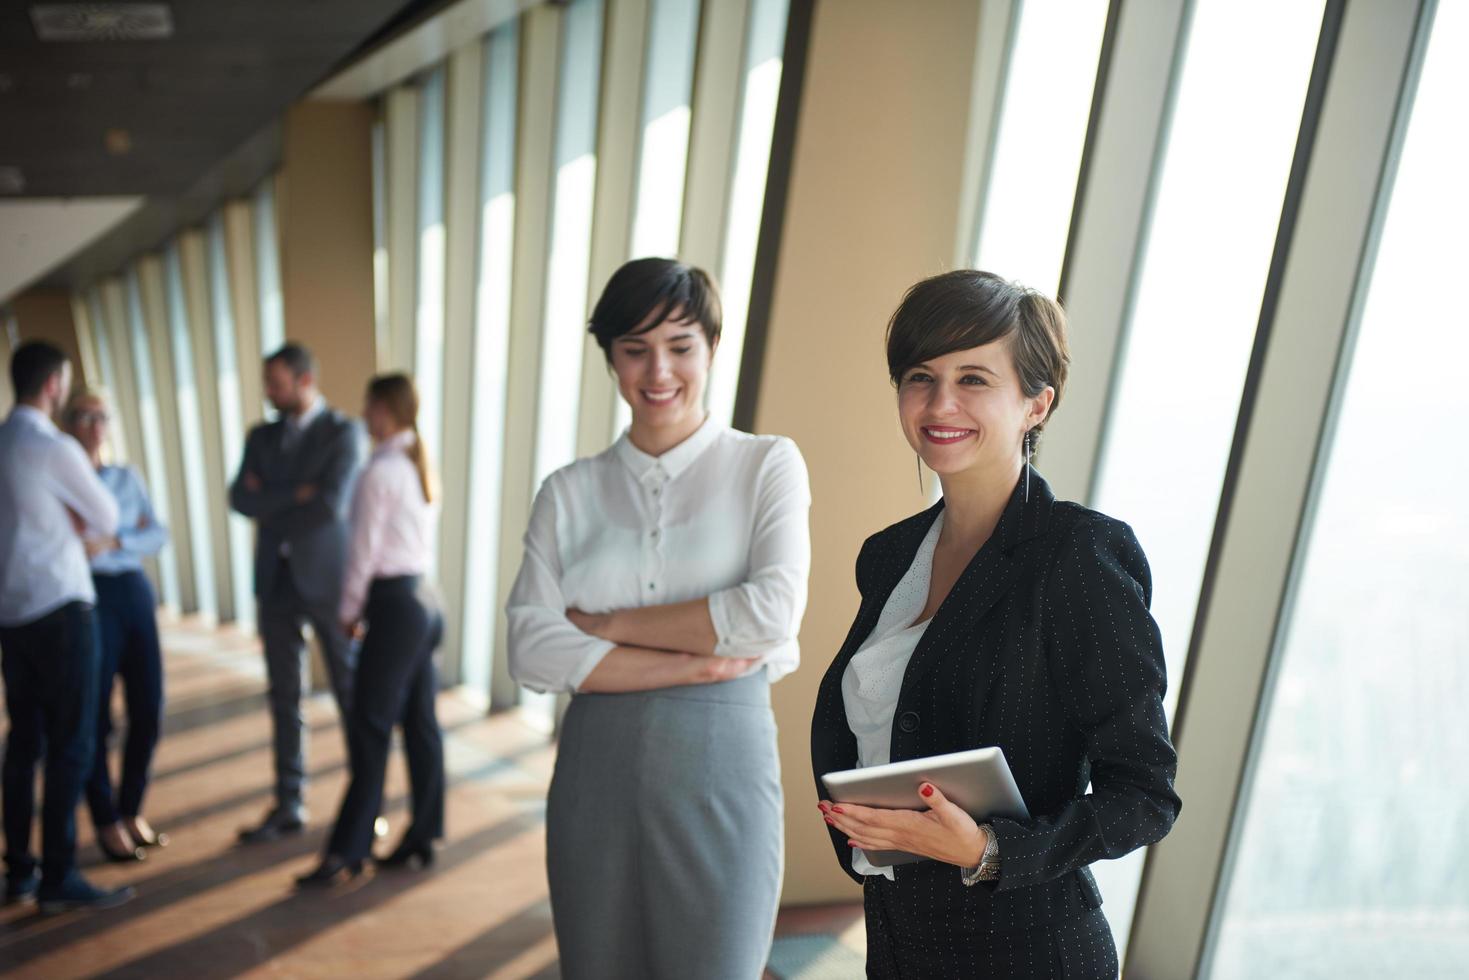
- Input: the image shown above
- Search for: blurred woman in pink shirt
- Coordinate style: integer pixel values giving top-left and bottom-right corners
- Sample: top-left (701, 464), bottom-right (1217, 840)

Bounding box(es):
top-left (297, 373), bottom-right (444, 886)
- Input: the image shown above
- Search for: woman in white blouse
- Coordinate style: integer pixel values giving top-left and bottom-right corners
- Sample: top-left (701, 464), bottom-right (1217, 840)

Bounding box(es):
top-left (298, 373), bottom-right (444, 886)
top-left (507, 258), bottom-right (812, 979)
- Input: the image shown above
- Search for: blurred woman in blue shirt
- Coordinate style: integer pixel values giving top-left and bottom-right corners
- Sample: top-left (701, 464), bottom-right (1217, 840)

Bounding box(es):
top-left (65, 389), bottom-right (170, 863)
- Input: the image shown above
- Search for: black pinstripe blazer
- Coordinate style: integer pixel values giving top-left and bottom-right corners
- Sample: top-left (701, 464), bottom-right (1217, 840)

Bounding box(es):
top-left (811, 468), bottom-right (1181, 935)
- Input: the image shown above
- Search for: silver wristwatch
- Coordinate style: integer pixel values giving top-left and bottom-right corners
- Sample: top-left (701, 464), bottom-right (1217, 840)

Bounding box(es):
top-left (961, 823), bottom-right (1000, 886)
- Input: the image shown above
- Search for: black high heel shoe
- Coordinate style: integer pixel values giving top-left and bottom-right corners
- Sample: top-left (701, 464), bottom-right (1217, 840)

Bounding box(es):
top-left (129, 825), bottom-right (169, 849)
top-left (375, 840), bottom-right (435, 870)
top-left (295, 855), bottom-right (363, 888)
top-left (97, 833), bottom-right (145, 864)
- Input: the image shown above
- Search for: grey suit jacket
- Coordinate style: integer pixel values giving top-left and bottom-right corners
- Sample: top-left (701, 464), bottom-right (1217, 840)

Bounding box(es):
top-left (228, 407), bottom-right (365, 606)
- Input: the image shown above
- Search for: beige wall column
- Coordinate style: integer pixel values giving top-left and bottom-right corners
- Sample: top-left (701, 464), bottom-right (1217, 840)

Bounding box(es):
top-left (10, 289), bottom-right (87, 386)
top-left (744, 0), bottom-right (981, 906)
top-left (275, 101), bottom-right (377, 690)
top-left (278, 101), bottom-right (378, 410)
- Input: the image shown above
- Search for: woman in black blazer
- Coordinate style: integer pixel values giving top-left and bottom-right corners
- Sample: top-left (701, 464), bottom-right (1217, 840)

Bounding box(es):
top-left (812, 271), bottom-right (1180, 978)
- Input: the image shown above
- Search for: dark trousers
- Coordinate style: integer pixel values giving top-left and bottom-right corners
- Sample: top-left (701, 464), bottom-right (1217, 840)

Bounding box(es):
top-left (257, 558), bottom-right (356, 811)
top-left (326, 577), bottom-right (444, 863)
top-left (1, 602), bottom-right (100, 887)
top-left (85, 571), bottom-right (164, 828)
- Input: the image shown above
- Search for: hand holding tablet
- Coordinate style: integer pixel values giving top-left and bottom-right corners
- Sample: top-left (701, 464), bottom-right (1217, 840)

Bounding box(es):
top-left (820, 747), bottom-right (1029, 867)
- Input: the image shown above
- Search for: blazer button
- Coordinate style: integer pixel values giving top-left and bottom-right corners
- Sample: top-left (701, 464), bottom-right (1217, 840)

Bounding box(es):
top-left (897, 711), bottom-right (920, 734)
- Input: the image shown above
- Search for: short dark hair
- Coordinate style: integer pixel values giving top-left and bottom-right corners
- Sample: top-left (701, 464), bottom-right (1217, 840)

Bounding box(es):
top-left (588, 258), bottom-right (722, 360)
top-left (10, 341), bottom-right (69, 401)
top-left (264, 342), bottom-right (316, 379)
top-left (886, 270), bottom-right (1070, 438)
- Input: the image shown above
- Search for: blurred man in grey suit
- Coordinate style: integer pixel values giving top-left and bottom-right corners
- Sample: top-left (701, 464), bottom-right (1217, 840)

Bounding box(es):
top-left (229, 344), bottom-right (364, 843)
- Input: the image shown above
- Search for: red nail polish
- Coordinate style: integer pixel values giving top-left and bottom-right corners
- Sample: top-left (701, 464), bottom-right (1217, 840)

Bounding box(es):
top-left (824, 816), bottom-right (834, 825)
top-left (817, 803), bottom-right (828, 813)
top-left (848, 841), bottom-right (859, 848)
top-left (920, 784), bottom-right (934, 797)
top-left (831, 806), bottom-right (844, 814)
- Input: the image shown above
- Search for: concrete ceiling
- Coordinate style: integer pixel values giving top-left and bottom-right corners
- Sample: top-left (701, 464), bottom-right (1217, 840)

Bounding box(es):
top-left (0, 1), bottom-right (442, 198)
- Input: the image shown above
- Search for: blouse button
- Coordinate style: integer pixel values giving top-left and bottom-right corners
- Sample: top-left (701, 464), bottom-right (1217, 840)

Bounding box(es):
top-left (897, 711), bottom-right (920, 734)
top-left (650, 529), bottom-right (660, 539)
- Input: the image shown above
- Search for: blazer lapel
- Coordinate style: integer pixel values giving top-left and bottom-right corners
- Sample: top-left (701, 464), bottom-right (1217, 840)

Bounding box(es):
top-left (896, 467), bottom-right (1055, 703)
top-left (830, 502), bottom-right (943, 673)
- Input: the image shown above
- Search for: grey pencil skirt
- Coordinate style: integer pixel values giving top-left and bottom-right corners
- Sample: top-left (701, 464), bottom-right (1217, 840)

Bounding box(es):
top-left (546, 671), bottom-right (783, 980)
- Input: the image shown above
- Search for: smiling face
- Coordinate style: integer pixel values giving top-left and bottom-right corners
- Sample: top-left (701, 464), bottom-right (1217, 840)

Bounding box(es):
top-left (897, 336), bottom-right (1053, 481)
top-left (609, 306), bottom-right (716, 439)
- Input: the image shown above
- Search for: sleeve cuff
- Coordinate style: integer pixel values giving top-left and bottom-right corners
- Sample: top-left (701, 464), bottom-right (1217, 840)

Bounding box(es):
top-left (707, 589), bottom-right (739, 656)
top-left (563, 638), bottom-right (618, 693)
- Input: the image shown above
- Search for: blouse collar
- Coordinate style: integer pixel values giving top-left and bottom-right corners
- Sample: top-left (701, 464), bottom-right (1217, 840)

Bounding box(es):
top-left (614, 415), bottom-right (724, 482)
top-left (374, 428), bottom-right (417, 457)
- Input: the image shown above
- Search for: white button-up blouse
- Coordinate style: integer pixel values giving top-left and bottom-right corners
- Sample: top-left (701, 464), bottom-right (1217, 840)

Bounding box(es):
top-left (338, 429), bottom-right (436, 625)
top-left (506, 419), bottom-right (811, 695)
top-left (843, 510), bottom-right (943, 878)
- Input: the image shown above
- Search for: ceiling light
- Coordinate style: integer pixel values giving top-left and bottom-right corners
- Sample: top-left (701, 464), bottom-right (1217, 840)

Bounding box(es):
top-left (30, 3), bottom-right (174, 41)
top-left (104, 128), bottom-right (132, 156)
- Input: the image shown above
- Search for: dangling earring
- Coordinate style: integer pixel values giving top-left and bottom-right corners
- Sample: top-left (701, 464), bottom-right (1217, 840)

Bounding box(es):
top-left (916, 453), bottom-right (924, 495)
top-left (1023, 430), bottom-right (1033, 503)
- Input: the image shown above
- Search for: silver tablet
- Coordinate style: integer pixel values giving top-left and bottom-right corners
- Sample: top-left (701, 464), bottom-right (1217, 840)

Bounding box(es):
top-left (821, 747), bottom-right (1030, 867)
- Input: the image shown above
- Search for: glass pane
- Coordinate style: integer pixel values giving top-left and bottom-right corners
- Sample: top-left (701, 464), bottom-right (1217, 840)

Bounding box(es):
top-left (206, 213), bottom-right (256, 629)
top-left (973, 0), bottom-right (1109, 295)
top-left (415, 67), bottom-right (448, 505)
top-left (462, 23), bottom-right (519, 701)
top-left (629, 0), bottom-right (700, 259)
top-left (85, 287), bottom-right (128, 462)
top-left (1212, 4), bottom-right (1469, 976)
top-left (372, 114), bottom-right (390, 373)
top-left (253, 178), bottom-right (285, 363)
top-left (706, 0), bottom-right (790, 426)
top-left (534, 0), bottom-right (605, 488)
top-left (124, 269), bottom-right (181, 607)
top-left (1088, 0), bottom-right (1325, 955)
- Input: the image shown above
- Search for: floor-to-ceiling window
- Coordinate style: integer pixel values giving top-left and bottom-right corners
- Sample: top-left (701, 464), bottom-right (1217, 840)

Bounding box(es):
top-left (1211, 4), bottom-right (1469, 975)
top-left (163, 243), bottom-right (219, 619)
top-left (1086, 0), bottom-right (1327, 952)
top-left (414, 67), bottom-right (449, 481)
top-left (972, 0), bottom-right (1110, 295)
top-left (706, 0), bottom-right (790, 426)
top-left (124, 268), bottom-right (182, 607)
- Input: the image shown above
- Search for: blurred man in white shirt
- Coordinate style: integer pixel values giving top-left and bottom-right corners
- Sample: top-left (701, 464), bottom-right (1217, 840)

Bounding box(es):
top-left (0, 341), bottom-right (133, 914)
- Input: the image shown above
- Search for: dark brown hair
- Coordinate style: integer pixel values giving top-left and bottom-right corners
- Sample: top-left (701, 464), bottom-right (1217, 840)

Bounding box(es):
top-left (886, 270), bottom-right (1070, 440)
top-left (10, 341), bottom-right (68, 400)
top-left (265, 342), bottom-right (316, 379)
top-left (366, 373), bottom-right (434, 503)
top-left (588, 257), bottom-right (722, 360)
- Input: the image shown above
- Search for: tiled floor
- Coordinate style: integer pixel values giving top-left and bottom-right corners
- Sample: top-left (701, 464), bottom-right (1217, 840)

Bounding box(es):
top-left (0, 616), bottom-right (863, 979)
